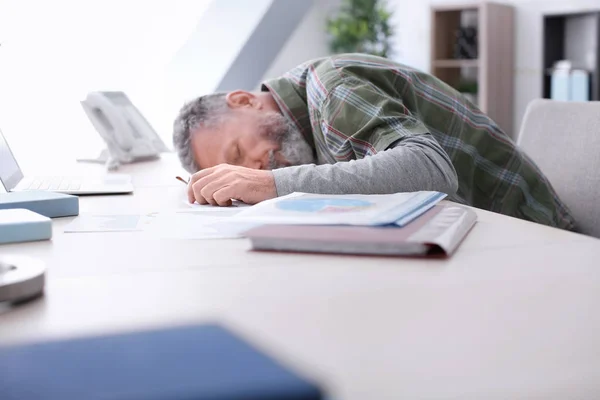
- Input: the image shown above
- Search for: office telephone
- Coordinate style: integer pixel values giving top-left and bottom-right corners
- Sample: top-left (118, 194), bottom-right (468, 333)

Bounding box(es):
top-left (80, 91), bottom-right (169, 170)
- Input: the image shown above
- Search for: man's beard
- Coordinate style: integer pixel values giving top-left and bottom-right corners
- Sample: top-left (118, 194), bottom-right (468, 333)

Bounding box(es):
top-left (259, 112), bottom-right (315, 169)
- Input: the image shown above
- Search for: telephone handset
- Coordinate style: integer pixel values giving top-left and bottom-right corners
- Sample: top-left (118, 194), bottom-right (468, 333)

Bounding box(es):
top-left (80, 91), bottom-right (169, 170)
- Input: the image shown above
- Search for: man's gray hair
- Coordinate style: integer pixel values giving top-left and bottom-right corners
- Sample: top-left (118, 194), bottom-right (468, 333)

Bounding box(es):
top-left (172, 92), bottom-right (228, 173)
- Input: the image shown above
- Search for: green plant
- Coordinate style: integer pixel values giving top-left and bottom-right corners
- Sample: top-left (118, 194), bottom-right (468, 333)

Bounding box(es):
top-left (456, 79), bottom-right (478, 94)
top-left (326, 0), bottom-right (394, 58)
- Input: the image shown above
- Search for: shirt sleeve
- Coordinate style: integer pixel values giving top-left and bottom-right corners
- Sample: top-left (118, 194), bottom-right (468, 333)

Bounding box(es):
top-left (268, 75), bottom-right (458, 197)
top-left (318, 75), bottom-right (431, 160)
top-left (272, 134), bottom-right (458, 197)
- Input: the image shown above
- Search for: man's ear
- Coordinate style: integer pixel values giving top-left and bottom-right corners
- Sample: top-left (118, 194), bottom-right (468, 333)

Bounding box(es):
top-left (226, 91), bottom-right (261, 109)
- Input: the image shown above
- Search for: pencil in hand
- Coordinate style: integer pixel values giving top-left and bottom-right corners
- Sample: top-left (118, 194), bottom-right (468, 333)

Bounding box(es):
top-left (176, 176), bottom-right (189, 185)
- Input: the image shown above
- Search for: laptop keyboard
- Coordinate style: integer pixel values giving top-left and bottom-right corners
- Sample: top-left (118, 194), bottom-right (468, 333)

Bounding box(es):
top-left (24, 177), bottom-right (82, 191)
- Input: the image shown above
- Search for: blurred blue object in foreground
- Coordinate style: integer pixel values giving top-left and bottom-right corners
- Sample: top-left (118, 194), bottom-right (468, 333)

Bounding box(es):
top-left (0, 324), bottom-right (325, 400)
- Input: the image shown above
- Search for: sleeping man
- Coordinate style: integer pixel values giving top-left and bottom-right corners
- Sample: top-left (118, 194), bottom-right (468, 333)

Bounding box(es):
top-left (172, 53), bottom-right (575, 230)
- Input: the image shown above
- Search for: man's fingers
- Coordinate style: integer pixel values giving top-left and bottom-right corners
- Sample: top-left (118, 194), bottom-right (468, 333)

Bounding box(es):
top-left (200, 177), bottom-right (233, 206)
top-left (187, 181), bottom-right (197, 203)
top-left (189, 167), bottom-right (215, 184)
top-left (186, 164), bottom-right (256, 206)
top-left (187, 165), bottom-right (234, 203)
top-left (188, 175), bottom-right (203, 203)
top-left (192, 182), bottom-right (210, 205)
top-left (212, 186), bottom-right (235, 207)
top-left (191, 164), bottom-right (233, 184)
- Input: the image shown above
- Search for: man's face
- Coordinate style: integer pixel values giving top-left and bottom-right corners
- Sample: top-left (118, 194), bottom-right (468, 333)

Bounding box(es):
top-left (191, 100), bottom-right (315, 171)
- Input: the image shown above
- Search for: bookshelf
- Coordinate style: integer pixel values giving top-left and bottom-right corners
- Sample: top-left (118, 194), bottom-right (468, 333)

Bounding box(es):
top-left (543, 11), bottom-right (600, 101)
top-left (431, 2), bottom-right (514, 136)
top-left (432, 59), bottom-right (480, 68)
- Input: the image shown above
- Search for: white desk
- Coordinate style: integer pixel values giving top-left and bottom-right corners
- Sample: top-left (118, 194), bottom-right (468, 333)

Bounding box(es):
top-left (1, 154), bottom-right (600, 399)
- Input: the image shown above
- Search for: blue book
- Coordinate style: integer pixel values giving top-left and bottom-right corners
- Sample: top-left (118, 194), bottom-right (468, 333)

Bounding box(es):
top-left (0, 191), bottom-right (79, 218)
top-left (0, 209), bottom-right (52, 244)
top-left (0, 324), bottom-right (324, 400)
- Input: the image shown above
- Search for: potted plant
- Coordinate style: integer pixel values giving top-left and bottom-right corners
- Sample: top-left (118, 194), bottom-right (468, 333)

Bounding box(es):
top-left (456, 79), bottom-right (479, 105)
top-left (326, 0), bottom-right (394, 58)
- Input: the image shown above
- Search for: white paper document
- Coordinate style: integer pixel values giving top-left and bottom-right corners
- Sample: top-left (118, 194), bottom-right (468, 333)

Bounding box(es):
top-left (230, 191), bottom-right (446, 227)
top-left (64, 214), bottom-right (152, 232)
top-left (142, 210), bottom-right (256, 239)
top-left (64, 208), bottom-right (255, 239)
top-left (64, 192), bottom-right (446, 238)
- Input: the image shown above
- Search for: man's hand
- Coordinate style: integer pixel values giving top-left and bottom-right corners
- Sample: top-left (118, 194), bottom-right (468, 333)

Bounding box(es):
top-left (187, 164), bottom-right (277, 206)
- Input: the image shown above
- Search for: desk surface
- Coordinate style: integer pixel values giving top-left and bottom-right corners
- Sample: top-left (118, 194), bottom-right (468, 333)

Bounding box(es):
top-left (1, 154), bottom-right (599, 399)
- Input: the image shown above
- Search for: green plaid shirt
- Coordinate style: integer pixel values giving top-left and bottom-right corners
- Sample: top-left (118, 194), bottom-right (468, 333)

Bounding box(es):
top-left (262, 53), bottom-right (575, 230)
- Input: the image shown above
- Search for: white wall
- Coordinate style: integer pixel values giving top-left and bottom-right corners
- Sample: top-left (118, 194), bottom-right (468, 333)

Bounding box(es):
top-left (217, 0), bottom-right (314, 91)
top-left (0, 0), bottom-right (214, 171)
top-left (3, 0), bottom-right (597, 172)
top-left (0, 0), bottom-right (282, 171)
top-left (166, 0), bottom-right (273, 100)
top-left (260, 0), bottom-right (342, 83)
top-left (388, 0), bottom-right (600, 136)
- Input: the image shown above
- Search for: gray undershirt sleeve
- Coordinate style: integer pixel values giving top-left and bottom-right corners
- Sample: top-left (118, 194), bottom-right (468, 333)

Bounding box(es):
top-left (272, 133), bottom-right (458, 197)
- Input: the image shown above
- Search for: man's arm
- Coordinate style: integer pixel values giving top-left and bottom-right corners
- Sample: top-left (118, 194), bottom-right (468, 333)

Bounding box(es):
top-left (185, 133), bottom-right (457, 206)
top-left (187, 72), bottom-right (459, 206)
top-left (272, 133), bottom-right (458, 196)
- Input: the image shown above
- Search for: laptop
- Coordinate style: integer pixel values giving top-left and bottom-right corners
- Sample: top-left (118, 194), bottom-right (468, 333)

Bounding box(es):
top-left (0, 128), bottom-right (133, 195)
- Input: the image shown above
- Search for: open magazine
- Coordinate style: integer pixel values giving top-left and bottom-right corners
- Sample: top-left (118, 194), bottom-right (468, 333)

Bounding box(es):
top-left (230, 191), bottom-right (447, 227)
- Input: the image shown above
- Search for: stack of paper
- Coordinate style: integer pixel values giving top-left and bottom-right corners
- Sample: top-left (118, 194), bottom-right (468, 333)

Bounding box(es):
top-left (64, 206), bottom-right (256, 240)
top-left (230, 191), bottom-right (447, 227)
top-left (63, 191), bottom-right (477, 254)
top-left (237, 192), bottom-right (477, 257)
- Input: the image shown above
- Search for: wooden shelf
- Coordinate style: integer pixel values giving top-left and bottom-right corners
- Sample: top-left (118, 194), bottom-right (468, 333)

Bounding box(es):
top-left (430, 2), bottom-right (515, 136)
top-left (543, 12), bottom-right (600, 100)
top-left (431, 4), bottom-right (478, 12)
top-left (433, 59), bottom-right (480, 68)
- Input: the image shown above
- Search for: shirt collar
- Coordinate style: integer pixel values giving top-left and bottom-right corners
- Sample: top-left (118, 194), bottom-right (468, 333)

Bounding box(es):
top-left (261, 78), bottom-right (315, 149)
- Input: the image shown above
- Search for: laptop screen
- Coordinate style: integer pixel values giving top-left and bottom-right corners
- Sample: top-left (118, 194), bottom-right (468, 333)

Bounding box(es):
top-left (0, 128), bottom-right (24, 190)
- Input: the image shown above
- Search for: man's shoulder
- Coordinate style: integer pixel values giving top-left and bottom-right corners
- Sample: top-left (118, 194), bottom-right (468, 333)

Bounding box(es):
top-left (314, 54), bottom-right (433, 96)
top-left (264, 54), bottom-right (429, 111)
top-left (328, 53), bottom-right (411, 68)
top-left (285, 54), bottom-right (411, 97)
top-left (305, 53), bottom-right (414, 77)
top-left (281, 53), bottom-right (415, 81)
